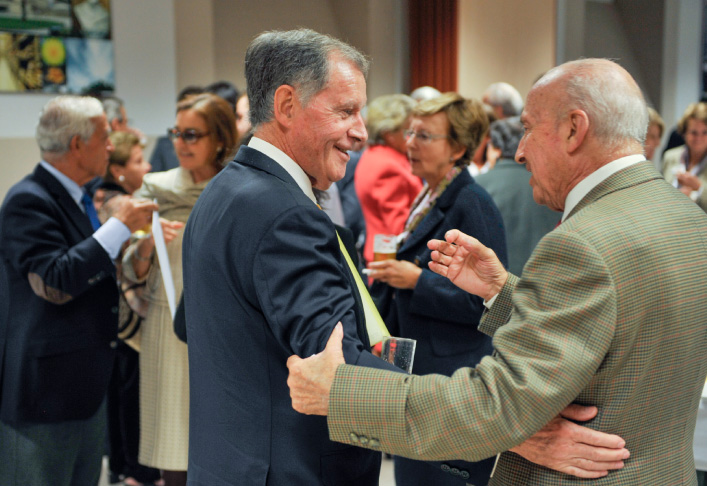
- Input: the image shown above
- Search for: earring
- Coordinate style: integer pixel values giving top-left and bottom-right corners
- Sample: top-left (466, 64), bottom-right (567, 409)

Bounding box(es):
top-left (118, 175), bottom-right (125, 182)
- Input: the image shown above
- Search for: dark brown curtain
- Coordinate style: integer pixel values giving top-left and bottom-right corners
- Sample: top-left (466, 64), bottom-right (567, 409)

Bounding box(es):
top-left (409, 0), bottom-right (459, 93)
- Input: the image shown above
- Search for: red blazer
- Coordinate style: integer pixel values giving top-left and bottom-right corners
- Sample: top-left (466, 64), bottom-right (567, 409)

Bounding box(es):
top-left (354, 145), bottom-right (422, 264)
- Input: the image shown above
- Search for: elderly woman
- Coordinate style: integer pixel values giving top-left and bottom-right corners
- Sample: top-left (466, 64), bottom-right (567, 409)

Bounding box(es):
top-left (645, 106), bottom-right (665, 162)
top-left (355, 94), bottom-right (422, 265)
top-left (123, 93), bottom-right (237, 486)
top-left (662, 102), bottom-right (707, 212)
top-left (368, 93), bottom-right (508, 486)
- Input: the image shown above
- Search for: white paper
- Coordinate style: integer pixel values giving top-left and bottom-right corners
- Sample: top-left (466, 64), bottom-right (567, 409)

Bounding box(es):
top-left (152, 210), bottom-right (176, 319)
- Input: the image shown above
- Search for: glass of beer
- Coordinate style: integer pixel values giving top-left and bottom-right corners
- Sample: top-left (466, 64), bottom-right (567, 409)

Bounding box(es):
top-left (373, 234), bottom-right (397, 261)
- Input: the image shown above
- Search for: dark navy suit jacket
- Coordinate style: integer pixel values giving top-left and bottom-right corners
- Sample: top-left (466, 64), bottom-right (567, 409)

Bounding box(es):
top-left (182, 146), bottom-right (398, 485)
top-left (0, 164), bottom-right (118, 424)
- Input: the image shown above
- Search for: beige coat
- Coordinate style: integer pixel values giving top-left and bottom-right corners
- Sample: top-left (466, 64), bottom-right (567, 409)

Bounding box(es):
top-left (123, 167), bottom-right (212, 470)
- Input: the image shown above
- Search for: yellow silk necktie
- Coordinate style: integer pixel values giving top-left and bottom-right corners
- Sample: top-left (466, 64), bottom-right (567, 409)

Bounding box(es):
top-left (336, 232), bottom-right (390, 346)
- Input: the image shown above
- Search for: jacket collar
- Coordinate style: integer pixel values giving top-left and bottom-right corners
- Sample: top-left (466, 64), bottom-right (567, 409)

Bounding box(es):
top-left (33, 163), bottom-right (94, 238)
top-left (566, 161), bottom-right (663, 222)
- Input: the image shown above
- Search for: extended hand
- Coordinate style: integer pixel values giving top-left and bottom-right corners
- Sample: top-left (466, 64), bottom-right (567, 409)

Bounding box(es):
top-left (287, 323), bottom-right (345, 416)
top-left (113, 197), bottom-right (159, 233)
top-left (367, 259), bottom-right (421, 289)
top-left (158, 218), bottom-right (185, 245)
top-left (676, 172), bottom-right (702, 191)
top-left (510, 404), bottom-right (629, 478)
top-left (427, 229), bottom-right (507, 300)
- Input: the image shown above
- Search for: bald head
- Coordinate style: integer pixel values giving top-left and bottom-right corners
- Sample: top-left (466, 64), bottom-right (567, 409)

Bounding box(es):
top-left (532, 59), bottom-right (648, 152)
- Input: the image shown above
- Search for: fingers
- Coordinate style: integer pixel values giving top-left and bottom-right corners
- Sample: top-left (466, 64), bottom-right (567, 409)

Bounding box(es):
top-left (559, 404), bottom-right (598, 422)
top-left (560, 418), bottom-right (626, 449)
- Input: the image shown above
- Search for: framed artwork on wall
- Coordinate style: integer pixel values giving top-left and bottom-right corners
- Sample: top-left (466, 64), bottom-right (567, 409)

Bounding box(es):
top-left (0, 0), bottom-right (113, 94)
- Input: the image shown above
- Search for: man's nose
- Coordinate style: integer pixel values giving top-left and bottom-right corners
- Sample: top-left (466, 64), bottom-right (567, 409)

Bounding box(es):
top-left (350, 113), bottom-right (367, 144)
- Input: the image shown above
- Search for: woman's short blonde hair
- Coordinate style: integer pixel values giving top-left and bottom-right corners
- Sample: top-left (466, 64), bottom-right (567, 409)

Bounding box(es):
top-left (366, 94), bottom-right (416, 145)
top-left (105, 131), bottom-right (141, 183)
top-left (412, 92), bottom-right (489, 166)
top-left (677, 102), bottom-right (707, 135)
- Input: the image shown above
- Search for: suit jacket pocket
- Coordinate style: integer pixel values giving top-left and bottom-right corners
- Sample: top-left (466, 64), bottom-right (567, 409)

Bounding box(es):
top-left (320, 446), bottom-right (381, 486)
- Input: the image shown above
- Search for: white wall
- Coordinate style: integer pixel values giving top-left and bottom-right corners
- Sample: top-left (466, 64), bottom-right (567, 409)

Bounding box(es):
top-left (458, 0), bottom-right (556, 101)
top-left (0, 0), bottom-right (177, 198)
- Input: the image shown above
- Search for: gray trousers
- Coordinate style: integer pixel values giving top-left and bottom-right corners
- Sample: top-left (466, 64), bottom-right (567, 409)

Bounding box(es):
top-left (0, 400), bottom-right (106, 486)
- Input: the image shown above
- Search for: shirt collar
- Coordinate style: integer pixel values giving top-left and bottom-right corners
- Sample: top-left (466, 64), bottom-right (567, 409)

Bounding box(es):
top-left (248, 137), bottom-right (317, 204)
top-left (562, 154), bottom-right (645, 222)
top-left (40, 160), bottom-right (84, 207)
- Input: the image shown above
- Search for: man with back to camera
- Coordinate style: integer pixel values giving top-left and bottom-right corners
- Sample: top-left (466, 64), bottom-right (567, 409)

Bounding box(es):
top-left (0, 95), bottom-right (156, 486)
top-left (287, 58), bottom-right (707, 485)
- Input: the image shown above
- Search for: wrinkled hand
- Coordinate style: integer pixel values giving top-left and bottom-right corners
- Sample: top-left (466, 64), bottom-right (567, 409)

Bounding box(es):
top-left (676, 172), bottom-right (702, 192)
top-left (112, 197), bottom-right (158, 233)
top-left (510, 404), bottom-right (629, 478)
top-left (427, 229), bottom-right (507, 300)
top-left (287, 323), bottom-right (345, 416)
top-left (367, 259), bottom-right (421, 289)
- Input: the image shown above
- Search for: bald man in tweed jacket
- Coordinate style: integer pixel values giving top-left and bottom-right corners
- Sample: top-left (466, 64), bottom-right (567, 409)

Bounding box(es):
top-left (287, 59), bottom-right (707, 485)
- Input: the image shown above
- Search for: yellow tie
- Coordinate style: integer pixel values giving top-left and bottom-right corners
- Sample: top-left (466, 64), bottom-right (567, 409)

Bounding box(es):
top-left (336, 232), bottom-right (390, 346)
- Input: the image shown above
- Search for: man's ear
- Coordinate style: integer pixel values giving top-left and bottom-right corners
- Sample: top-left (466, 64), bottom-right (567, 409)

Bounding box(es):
top-left (566, 109), bottom-right (589, 153)
top-left (69, 134), bottom-right (82, 154)
top-left (272, 84), bottom-right (297, 128)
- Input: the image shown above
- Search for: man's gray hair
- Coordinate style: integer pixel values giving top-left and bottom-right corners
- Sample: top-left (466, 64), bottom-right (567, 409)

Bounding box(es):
top-left (484, 82), bottom-right (523, 117)
top-left (245, 28), bottom-right (369, 129)
top-left (101, 96), bottom-right (125, 124)
top-left (537, 59), bottom-right (648, 149)
top-left (489, 116), bottom-right (523, 159)
top-left (36, 95), bottom-right (104, 155)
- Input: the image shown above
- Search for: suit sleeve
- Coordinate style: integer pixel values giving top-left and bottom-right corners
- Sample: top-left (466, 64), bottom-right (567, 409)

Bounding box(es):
top-left (0, 189), bottom-right (115, 304)
top-left (327, 229), bottom-right (617, 461)
top-left (253, 204), bottom-right (397, 371)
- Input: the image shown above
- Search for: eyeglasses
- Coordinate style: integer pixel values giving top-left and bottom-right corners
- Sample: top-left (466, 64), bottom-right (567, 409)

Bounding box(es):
top-left (404, 130), bottom-right (449, 144)
top-left (167, 128), bottom-right (210, 144)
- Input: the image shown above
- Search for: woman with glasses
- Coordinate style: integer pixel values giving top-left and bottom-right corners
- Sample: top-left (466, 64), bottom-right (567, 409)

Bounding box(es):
top-left (123, 93), bottom-right (237, 486)
top-left (366, 93), bottom-right (508, 486)
top-left (355, 94), bottom-right (423, 266)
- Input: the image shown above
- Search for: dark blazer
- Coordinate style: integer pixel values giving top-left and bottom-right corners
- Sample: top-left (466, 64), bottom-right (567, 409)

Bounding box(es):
top-left (0, 164), bottom-right (119, 424)
top-left (384, 169), bottom-right (507, 485)
top-left (182, 146), bottom-right (399, 486)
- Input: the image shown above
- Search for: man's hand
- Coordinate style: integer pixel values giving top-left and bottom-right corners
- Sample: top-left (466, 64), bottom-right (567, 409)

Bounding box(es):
top-left (287, 322), bottom-right (345, 416)
top-left (427, 229), bottom-right (508, 300)
top-left (112, 197), bottom-right (158, 233)
top-left (510, 404), bottom-right (630, 478)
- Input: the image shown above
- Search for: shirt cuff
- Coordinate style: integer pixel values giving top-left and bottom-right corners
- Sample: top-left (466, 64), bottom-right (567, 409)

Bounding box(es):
top-left (92, 217), bottom-right (131, 260)
top-left (483, 293), bottom-right (499, 309)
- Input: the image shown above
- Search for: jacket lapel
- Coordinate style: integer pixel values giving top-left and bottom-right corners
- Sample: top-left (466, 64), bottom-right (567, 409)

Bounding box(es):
top-left (398, 170), bottom-right (469, 255)
top-left (33, 164), bottom-right (94, 238)
top-left (234, 145), bottom-right (300, 188)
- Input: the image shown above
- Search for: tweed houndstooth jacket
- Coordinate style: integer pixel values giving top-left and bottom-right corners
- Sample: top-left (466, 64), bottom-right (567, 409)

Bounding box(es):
top-left (328, 161), bottom-right (707, 485)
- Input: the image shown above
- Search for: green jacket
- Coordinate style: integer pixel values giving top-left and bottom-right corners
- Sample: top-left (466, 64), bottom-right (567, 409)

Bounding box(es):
top-left (328, 162), bottom-right (707, 485)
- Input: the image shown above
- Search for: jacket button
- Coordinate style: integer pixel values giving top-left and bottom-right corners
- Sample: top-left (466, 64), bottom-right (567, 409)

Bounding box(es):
top-left (460, 470), bottom-right (470, 479)
top-left (109, 340), bottom-right (118, 349)
top-left (369, 438), bottom-right (380, 448)
top-left (441, 464), bottom-right (451, 472)
top-left (451, 467), bottom-right (460, 476)
top-left (111, 306), bottom-right (119, 314)
top-left (349, 432), bottom-right (359, 443)
top-left (359, 436), bottom-right (369, 445)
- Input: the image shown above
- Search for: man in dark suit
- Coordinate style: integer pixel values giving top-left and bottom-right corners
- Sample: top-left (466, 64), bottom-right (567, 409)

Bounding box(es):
top-left (181, 29), bottom-right (401, 486)
top-left (0, 95), bottom-right (156, 486)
